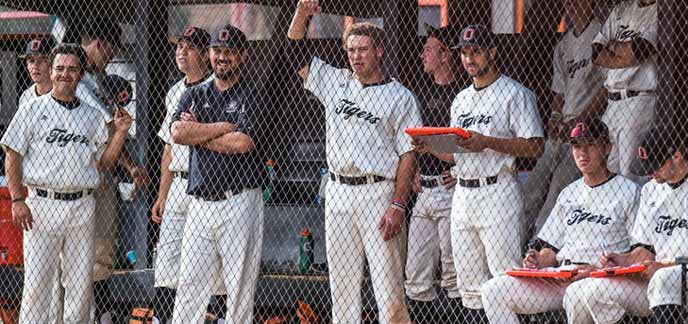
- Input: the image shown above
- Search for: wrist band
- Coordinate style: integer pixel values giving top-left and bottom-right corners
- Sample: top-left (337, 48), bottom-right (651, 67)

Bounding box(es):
top-left (390, 204), bottom-right (405, 212)
top-left (11, 197), bottom-right (24, 203)
top-left (391, 201), bottom-right (406, 210)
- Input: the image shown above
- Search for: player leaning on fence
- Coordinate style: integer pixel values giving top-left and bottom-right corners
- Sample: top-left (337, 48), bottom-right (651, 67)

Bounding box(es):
top-left (566, 128), bottom-right (688, 324)
top-left (481, 118), bottom-right (640, 324)
top-left (414, 24), bottom-right (544, 323)
top-left (1, 43), bottom-right (132, 324)
top-left (288, 0), bottom-right (422, 323)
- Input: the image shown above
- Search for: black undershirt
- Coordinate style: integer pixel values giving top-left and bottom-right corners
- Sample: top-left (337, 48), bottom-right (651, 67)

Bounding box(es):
top-left (668, 173), bottom-right (688, 190)
top-left (52, 95), bottom-right (80, 110)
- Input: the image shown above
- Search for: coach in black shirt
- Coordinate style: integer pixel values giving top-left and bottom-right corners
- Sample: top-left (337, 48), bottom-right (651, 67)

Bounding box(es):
top-left (169, 25), bottom-right (265, 324)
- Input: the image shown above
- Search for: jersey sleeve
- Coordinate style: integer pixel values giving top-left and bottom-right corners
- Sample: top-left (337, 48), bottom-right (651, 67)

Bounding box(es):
top-left (172, 88), bottom-right (195, 125)
top-left (593, 6), bottom-right (616, 45)
top-left (394, 91), bottom-right (423, 156)
top-left (304, 57), bottom-right (347, 101)
top-left (94, 114), bottom-right (111, 160)
top-left (157, 91), bottom-right (175, 144)
top-left (550, 39), bottom-right (566, 95)
top-left (625, 183), bottom-right (642, 244)
top-left (510, 88), bottom-right (544, 139)
top-left (631, 184), bottom-right (654, 246)
top-left (536, 188), bottom-right (568, 250)
top-left (0, 102), bottom-right (36, 155)
top-left (639, 11), bottom-right (658, 47)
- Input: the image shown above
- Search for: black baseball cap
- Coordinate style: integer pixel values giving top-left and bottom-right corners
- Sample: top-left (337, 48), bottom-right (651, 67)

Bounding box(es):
top-left (631, 128), bottom-right (684, 176)
top-left (169, 26), bottom-right (211, 49)
top-left (102, 74), bottom-right (133, 107)
top-left (568, 118), bottom-right (610, 144)
top-left (209, 25), bottom-right (247, 50)
top-left (20, 37), bottom-right (57, 58)
top-left (81, 17), bottom-right (123, 49)
top-left (424, 23), bottom-right (460, 49)
top-left (452, 24), bottom-right (495, 50)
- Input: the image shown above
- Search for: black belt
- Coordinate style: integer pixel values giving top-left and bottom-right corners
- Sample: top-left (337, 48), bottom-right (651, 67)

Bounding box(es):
top-left (458, 175), bottom-right (498, 188)
top-left (197, 189), bottom-right (248, 202)
top-left (173, 171), bottom-right (189, 179)
top-left (35, 188), bottom-right (94, 201)
top-left (329, 172), bottom-right (386, 186)
top-left (608, 90), bottom-right (651, 101)
top-left (420, 178), bottom-right (440, 188)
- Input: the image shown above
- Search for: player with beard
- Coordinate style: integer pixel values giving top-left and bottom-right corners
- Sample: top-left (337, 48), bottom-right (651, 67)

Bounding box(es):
top-left (170, 25), bottom-right (266, 324)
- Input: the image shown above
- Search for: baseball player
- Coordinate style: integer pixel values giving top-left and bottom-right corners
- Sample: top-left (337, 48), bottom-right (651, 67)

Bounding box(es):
top-left (564, 127), bottom-right (688, 324)
top-left (18, 37), bottom-right (57, 108)
top-left (0, 43), bottom-right (132, 324)
top-left (78, 18), bottom-right (150, 322)
top-left (592, 0), bottom-right (657, 181)
top-left (150, 26), bottom-right (222, 324)
top-left (481, 118), bottom-right (640, 324)
top-left (169, 25), bottom-right (265, 324)
top-left (523, 0), bottom-right (609, 236)
top-left (405, 23), bottom-right (465, 324)
top-left (288, 1), bottom-right (421, 323)
top-left (417, 24), bottom-right (545, 322)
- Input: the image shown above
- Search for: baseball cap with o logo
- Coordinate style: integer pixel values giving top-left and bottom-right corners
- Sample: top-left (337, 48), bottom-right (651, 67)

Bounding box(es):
top-left (630, 128), bottom-right (685, 176)
top-left (102, 74), bottom-right (133, 107)
top-left (20, 37), bottom-right (57, 58)
top-left (169, 26), bottom-right (211, 49)
top-left (452, 24), bottom-right (495, 50)
top-left (210, 25), bottom-right (247, 50)
top-left (568, 118), bottom-right (610, 144)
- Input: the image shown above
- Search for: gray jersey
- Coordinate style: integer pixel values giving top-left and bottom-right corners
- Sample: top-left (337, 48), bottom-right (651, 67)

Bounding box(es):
top-left (157, 76), bottom-right (212, 172)
top-left (0, 94), bottom-right (109, 190)
top-left (450, 75), bottom-right (544, 179)
top-left (538, 175), bottom-right (640, 267)
top-left (632, 179), bottom-right (688, 261)
top-left (305, 57), bottom-right (422, 179)
top-left (77, 71), bottom-right (113, 123)
top-left (593, 0), bottom-right (657, 92)
top-left (551, 19), bottom-right (607, 120)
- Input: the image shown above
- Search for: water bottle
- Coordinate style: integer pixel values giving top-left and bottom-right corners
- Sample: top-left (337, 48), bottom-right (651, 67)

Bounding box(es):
top-left (299, 229), bottom-right (314, 274)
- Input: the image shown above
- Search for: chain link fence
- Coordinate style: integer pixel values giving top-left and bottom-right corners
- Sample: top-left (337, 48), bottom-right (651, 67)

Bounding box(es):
top-left (0, 0), bottom-right (685, 323)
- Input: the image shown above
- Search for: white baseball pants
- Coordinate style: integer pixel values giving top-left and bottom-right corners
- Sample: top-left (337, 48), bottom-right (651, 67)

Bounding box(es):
top-left (450, 172), bottom-right (524, 309)
top-left (482, 276), bottom-right (571, 324)
top-left (19, 193), bottom-right (96, 324)
top-left (602, 95), bottom-right (656, 182)
top-left (405, 178), bottom-right (459, 301)
top-left (564, 277), bottom-right (651, 324)
top-left (171, 188), bottom-right (263, 324)
top-left (325, 180), bottom-right (411, 324)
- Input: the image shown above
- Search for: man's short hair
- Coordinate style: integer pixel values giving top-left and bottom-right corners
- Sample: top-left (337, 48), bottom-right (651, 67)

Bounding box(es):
top-left (342, 22), bottom-right (385, 50)
top-left (50, 43), bottom-right (88, 74)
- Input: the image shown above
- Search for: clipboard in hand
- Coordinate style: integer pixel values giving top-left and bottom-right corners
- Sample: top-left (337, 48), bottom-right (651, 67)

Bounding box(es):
top-left (405, 127), bottom-right (471, 153)
top-left (506, 267), bottom-right (578, 279)
top-left (590, 264), bottom-right (647, 278)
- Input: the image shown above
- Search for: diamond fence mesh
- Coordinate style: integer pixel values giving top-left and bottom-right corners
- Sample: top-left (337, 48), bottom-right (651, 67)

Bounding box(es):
top-left (0, 0), bottom-right (685, 324)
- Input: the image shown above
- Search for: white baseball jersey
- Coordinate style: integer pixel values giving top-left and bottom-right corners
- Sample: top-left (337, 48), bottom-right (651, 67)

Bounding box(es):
top-left (450, 75), bottom-right (544, 179)
top-left (157, 76), bottom-right (212, 172)
top-left (538, 175), bottom-right (640, 267)
top-left (593, 0), bottom-right (657, 92)
top-left (18, 84), bottom-right (42, 109)
top-left (0, 94), bottom-right (109, 190)
top-left (632, 179), bottom-right (688, 261)
top-left (552, 19), bottom-right (607, 120)
top-left (77, 72), bottom-right (113, 123)
top-left (305, 57), bottom-right (422, 179)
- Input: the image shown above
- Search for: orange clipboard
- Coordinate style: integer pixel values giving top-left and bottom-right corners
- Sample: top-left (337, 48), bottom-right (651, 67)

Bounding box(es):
top-left (590, 264), bottom-right (647, 278)
top-left (405, 127), bottom-right (471, 153)
top-left (405, 127), bottom-right (471, 139)
top-left (506, 268), bottom-right (578, 279)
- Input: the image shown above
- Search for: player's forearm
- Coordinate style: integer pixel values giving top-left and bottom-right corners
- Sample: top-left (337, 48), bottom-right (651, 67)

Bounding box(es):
top-left (4, 149), bottom-right (25, 200)
top-left (593, 43), bottom-right (637, 69)
top-left (288, 9), bottom-right (311, 40)
top-left (98, 131), bottom-right (129, 171)
top-left (486, 137), bottom-right (544, 158)
top-left (538, 248), bottom-right (559, 268)
top-left (156, 145), bottom-right (174, 201)
top-left (623, 247), bottom-right (656, 266)
top-left (118, 146), bottom-right (138, 174)
top-left (171, 121), bottom-right (235, 146)
top-left (391, 152), bottom-right (416, 206)
top-left (202, 132), bottom-right (255, 154)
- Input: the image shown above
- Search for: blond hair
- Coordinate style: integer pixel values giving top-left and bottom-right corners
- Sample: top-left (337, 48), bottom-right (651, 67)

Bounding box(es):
top-left (342, 22), bottom-right (385, 50)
